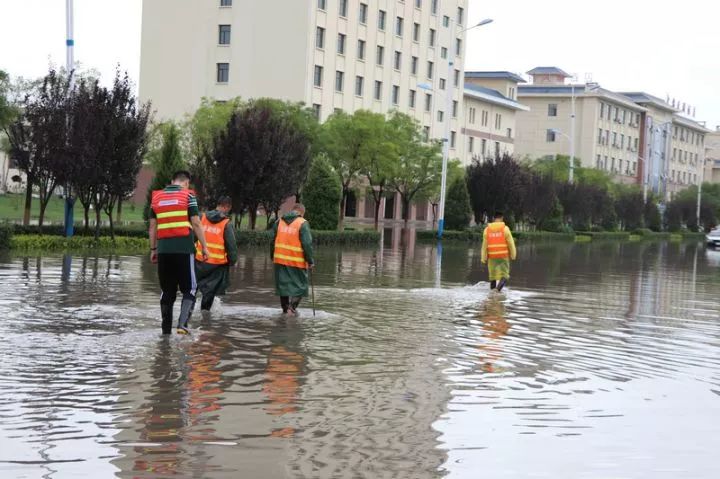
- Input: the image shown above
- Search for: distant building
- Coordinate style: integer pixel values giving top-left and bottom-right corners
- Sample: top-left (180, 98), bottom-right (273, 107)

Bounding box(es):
top-left (705, 128), bottom-right (720, 184)
top-left (460, 71), bottom-right (529, 163)
top-left (515, 66), bottom-right (710, 200)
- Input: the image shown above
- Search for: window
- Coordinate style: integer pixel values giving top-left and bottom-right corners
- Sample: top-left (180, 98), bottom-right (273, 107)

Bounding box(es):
top-left (357, 39), bottom-right (366, 60)
top-left (313, 65), bottom-right (323, 87)
top-left (598, 128), bottom-right (603, 144)
top-left (217, 63), bottom-right (229, 83)
top-left (620, 134), bottom-right (624, 149)
top-left (392, 85), bottom-right (400, 105)
top-left (427, 61), bottom-right (434, 79)
top-left (509, 87), bottom-right (515, 100)
top-left (495, 114), bottom-right (502, 130)
top-left (469, 107), bottom-right (476, 124)
top-left (416, 0), bottom-right (422, 8)
top-left (455, 38), bottom-right (462, 56)
top-left (548, 104), bottom-right (558, 117)
top-left (622, 110), bottom-right (627, 124)
top-left (413, 23), bottom-right (420, 42)
top-left (431, 0), bottom-right (438, 15)
top-left (315, 27), bottom-right (325, 49)
top-left (452, 100), bottom-right (458, 118)
top-left (378, 10), bottom-right (386, 30)
top-left (396, 17), bottom-right (404, 36)
top-left (337, 33), bottom-right (346, 54)
top-left (335, 71), bottom-right (344, 92)
top-left (604, 156), bottom-right (608, 170)
top-left (437, 110), bottom-right (444, 122)
top-left (423, 126), bottom-right (430, 141)
top-left (451, 131), bottom-right (456, 148)
top-left (359, 3), bottom-right (368, 23)
top-left (439, 78), bottom-right (446, 90)
top-left (457, 7), bottom-right (464, 24)
top-left (495, 142), bottom-right (500, 157)
top-left (339, 0), bottom-right (348, 17)
top-left (454, 69), bottom-right (460, 87)
top-left (425, 93), bottom-right (432, 112)
top-left (317, 0), bottom-right (326, 10)
top-left (596, 154), bottom-right (602, 168)
top-left (469, 137), bottom-right (474, 153)
top-left (411, 56), bottom-right (418, 75)
top-left (312, 104), bottom-right (321, 120)
top-left (376, 45), bottom-right (384, 65)
top-left (394, 51), bottom-right (402, 70)
top-left (482, 110), bottom-right (488, 127)
top-left (441, 47), bottom-right (448, 59)
top-left (409, 89), bottom-right (417, 108)
top-left (546, 129), bottom-right (556, 142)
top-left (355, 76), bottom-right (364, 96)
top-left (429, 28), bottom-right (436, 46)
top-left (443, 15), bottom-right (450, 27)
top-left (219, 25), bottom-right (231, 45)
top-left (507, 128), bottom-right (512, 138)
top-left (481, 139), bottom-right (487, 155)
top-left (612, 132), bottom-right (617, 146)
top-left (374, 80), bottom-right (382, 100)
top-left (600, 103), bottom-right (605, 119)
top-left (673, 147), bottom-right (677, 160)
top-left (220, 0), bottom-right (232, 5)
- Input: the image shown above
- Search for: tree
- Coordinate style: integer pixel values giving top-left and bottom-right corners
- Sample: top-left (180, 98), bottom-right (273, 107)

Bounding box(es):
top-left (318, 110), bottom-right (372, 230)
top-left (0, 70), bottom-right (18, 130)
top-left (303, 156), bottom-right (342, 230)
top-left (466, 153), bottom-right (526, 224)
top-left (444, 175), bottom-right (472, 230)
top-left (522, 171), bottom-right (560, 230)
top-left (214, 99), bottom-right (314, 229)
top-left (386, 112), bottom-right (442, 225)
top-left (614, 186), bottom-right (644, 231)
top-left (643, 198), bottom-right (662, 231)
top-left (143, 122), bottom-right (186, 223)
top-left (423, 159), bottom-right (464, 229)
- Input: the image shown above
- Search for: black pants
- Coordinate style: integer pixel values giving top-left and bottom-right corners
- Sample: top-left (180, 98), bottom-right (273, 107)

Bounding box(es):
top-left (280, 296), bottom-right (302, 313)
top-left (158, 254), bottom-right (197, 332)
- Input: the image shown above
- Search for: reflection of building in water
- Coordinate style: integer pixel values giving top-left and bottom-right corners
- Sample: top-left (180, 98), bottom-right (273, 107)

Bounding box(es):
top-left (477, 296), bottom-right (510, 373)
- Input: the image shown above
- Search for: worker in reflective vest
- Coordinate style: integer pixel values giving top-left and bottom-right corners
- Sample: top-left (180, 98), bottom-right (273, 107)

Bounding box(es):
top-left (194, 196), bottom-right (238, 312)
top-left (481, 211), bottom-right (517, 293)
top-left (271, 203), bottom-right (314, 315)
top-left (149, 170), bottom-right (209, 335)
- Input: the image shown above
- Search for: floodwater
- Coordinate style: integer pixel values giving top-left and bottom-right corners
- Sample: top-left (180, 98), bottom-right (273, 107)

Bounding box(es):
top-left (0, 234), bottom-right (719, 479)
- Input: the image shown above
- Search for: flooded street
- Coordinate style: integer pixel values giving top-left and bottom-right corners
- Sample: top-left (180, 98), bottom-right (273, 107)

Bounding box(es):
top-left (0, 238), bottom-right (719, 478)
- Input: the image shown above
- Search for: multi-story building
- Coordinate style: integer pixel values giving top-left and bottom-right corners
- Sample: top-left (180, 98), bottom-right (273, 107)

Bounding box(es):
top-left (515, 67), bottom-right (710, 200)
top-left (141, 0), bottom-right (468, 157)
top-left (460, 72), bottom-right (529, 163)
top-left (704, 128), bottom-right (720, 183)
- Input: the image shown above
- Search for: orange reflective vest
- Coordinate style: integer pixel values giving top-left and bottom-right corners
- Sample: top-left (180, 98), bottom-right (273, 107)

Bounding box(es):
top-left (273, 217), bottom-right (308, 269)
top-left (195, 214), bottom-right (230, 265)
top-left (151, 189), bottom-right (192, 239)
top-left (486, 222), bottom-right (510, 259)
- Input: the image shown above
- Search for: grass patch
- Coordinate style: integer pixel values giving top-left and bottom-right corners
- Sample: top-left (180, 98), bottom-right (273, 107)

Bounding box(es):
top-left (576, 231), bottom-right (630, 241)
top-left (0, 193), bottom-right (145, 224)
top-left (574, 235), bottom-right (592, 243)
top-left (10, 234), bottom-right (148, 252)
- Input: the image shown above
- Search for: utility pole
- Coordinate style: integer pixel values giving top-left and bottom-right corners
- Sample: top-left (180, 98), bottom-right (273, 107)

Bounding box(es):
top-left (569, 80), bottom-right (575, 184)
top-left (64, 0), bottom-right (75, 237)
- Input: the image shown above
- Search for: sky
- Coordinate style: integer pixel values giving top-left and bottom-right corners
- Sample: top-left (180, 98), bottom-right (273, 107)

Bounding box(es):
top-left (1, 0), bottom-right (718, 129)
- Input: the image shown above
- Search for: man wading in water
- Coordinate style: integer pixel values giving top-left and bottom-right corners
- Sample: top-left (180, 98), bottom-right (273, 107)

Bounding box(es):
top-left (271, 203), bottom-right (315, 315)
top-left (481, 211), bottom-right (517, 293)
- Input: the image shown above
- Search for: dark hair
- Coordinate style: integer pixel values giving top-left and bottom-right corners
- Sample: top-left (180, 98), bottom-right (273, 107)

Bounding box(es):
top-left (293, 203), bottom-right (306, 213)
top-left (172, 170), bottom-right (191, 182)
top-left (494, 211), bottom-right (504, 219)
top-left (217, 196), bottom-right (232, 208)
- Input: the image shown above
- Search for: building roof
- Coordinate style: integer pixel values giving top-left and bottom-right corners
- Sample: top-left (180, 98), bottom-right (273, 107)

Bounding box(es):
top-left (526, 66), bottom-right (571, 77)
top-left (518, 84), bottom-right (647, 112)
top-left (620, 92), bottom-right (678, 113)
top-left (672, 115), bottom-right (711, 133)
top-left (464, 71), bottom-right (526, 83)
top-left (464, 84), bottom-right (529, 111)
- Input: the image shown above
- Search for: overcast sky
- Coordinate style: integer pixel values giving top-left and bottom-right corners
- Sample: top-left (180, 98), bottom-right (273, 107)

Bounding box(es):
top-left (1, 0), bottom-right (718, 129)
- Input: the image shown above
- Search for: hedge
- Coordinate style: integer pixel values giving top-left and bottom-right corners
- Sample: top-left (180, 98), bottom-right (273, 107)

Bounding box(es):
top-left (11, 224), bottom-right (148, 238)
top-left (0, 224), bottom-right (13, 250)
top-left (237, 229), bottom-right (381, 246)
top-left (575, 231), bottom-right (631, 241)
top-left (10, 235), bottom-right (149, 252)
top-left (416, 230), bottom-right (576, 242)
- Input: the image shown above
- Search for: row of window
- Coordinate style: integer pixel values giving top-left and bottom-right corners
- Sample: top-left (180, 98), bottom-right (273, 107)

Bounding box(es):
top-left (467, 107), bottom-right (505, 131)
top-left (596, 129), bottom-right (639, 151)
top-left (672, 148), bottom-right (699, 164)
top-left (670, 170), bottom-right (698, 185)
top-left (468, 138), bottom-right (505, 157)
top-left (318, 0), bottom-right (464, 25)
top-left (595, 155), bottom-right (637, 176)
top-left (599, 102), bottom-right (640, 127)
top-left (673, 126), bottom-right (704, 146)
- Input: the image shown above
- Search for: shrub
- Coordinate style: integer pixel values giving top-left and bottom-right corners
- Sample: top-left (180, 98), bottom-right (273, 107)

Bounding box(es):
top-left (10, 235), bottom-right (149, 251)
top-left (303, 157), bottom-right (342, 230)
top-left (236, 229), bottom-right (380, 246)
top-left (0, 224), bottom-right (13, 250)
top-left (11, 224), bottom-right (148, 238)
top-left (417, 229), bottom-right (575, 242)
top-left (444, 177), bottom-right (472, 231)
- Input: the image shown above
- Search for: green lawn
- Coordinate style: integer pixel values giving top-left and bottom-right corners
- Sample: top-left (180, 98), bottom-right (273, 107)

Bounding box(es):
top-left (0, 193), bottom-right (145, 224)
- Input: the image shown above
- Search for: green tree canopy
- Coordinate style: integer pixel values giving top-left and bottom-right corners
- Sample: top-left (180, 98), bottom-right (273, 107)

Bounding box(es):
top-left (303, 156), bottom-right (342, 230)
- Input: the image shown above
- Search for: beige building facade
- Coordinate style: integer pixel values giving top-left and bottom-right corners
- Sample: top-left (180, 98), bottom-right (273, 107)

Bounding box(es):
top-left (140, 0), bottom-right (469, 159)
top-left (704, 128), bottom-right (720, 184)
top-left (459, 72), bottom-right (528, 164)
top-left (515, 67), bottom-right (710, 200)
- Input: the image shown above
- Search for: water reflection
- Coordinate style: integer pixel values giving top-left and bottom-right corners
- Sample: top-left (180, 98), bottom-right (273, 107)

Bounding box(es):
top-left (0, 239), bottom-right (718, 478)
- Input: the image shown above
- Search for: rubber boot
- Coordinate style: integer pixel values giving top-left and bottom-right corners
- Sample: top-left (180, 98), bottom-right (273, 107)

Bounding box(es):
top-left (160, 304), bottom-right (173, 335)
top-left (490, 280), bottom-right (497, 290)
top-left (280, 296), bottom-right (290, 314)
top-left (290, 297), bottom-right (301, 314)
top-left (497, 278), bottom-right (507, 293)
top-left (177, 298), bottom-right (195, 334)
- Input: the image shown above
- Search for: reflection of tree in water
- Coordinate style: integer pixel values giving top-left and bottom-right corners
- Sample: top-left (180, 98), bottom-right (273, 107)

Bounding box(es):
top-left (477, 296), bottom-right (510, 373)
top-left (263, 319), bottom-right (306, 439)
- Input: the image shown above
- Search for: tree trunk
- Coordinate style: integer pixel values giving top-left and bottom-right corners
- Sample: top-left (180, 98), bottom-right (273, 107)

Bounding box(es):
top-left (249, 205), bottom-right (258, 230)
top-left (38, 200), bottom-right (48, 228)
top-left (108, 207), bottom-right (115, 241)
top-left (431, 203), bottom-right (438, 230)
top-left (401, 195), bottom-right (411, 226)
top-left (82, 202), bottom-right (90, 235)
top-left (94, 205), bottom-right (102, 240)
top-left (339, 187), bottom-right (348, 232)
top-left (23, 175), bottom-right (33, 227)
top-left (372, 188), bottom-right (384, 230)
top-left (116, 200), bottom-right (123, 224)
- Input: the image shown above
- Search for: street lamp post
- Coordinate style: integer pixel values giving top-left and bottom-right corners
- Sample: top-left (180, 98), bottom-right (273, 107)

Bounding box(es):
top-left (569, 80), bottom-right (576, 184)
top-left (64, 0), bottom-right (75, 237)
top-left (436, 18), bottom-right (493, 239)
top-left (696, 157), bottom-right (705, 231)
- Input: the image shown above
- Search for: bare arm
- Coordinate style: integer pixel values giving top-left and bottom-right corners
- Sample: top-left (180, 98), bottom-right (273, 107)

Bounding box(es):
top-left (191, 215), bottom-right (209, 260)
top-left (149, 218), bottom-right (158, 263)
